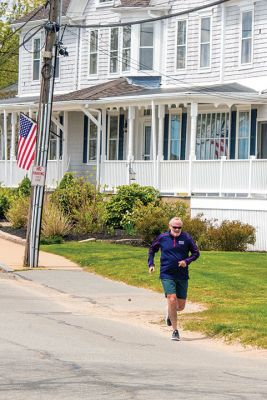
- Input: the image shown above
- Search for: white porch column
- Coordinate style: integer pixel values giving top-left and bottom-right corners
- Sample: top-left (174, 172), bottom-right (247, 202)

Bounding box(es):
top-left (10, 112), bottom-right (17, 186)
top-left (127, 106), bottom-right (135, 162)
top-left (151, 100), bottom-right (157, 188)
top-left (96, 110), bottom-right (101, 187)
top-left (157, 104), bottom-right (165, 190)
top-left (100, 108), bottom-right (107, 189)
top-left (3, 110), bottom-right (8, 186)
top-left (188, 102), bottom-right (198, 195)
top-left (63, 111), bottom-right (69, 174)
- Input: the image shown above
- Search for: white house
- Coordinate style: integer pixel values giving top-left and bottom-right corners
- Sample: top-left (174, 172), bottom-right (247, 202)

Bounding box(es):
top-left (0, 0), bottom-right (267, 250)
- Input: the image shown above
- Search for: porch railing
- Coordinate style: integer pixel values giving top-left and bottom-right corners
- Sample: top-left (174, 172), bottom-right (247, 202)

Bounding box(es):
top-left (101, 158), bottom-right (267, 197)
top-left (0, 160), bottom-right (63, 189)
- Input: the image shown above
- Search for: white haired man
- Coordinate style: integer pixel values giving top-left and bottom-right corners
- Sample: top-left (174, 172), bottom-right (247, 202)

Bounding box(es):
top-left (148, 217), bottom-right (200, 341)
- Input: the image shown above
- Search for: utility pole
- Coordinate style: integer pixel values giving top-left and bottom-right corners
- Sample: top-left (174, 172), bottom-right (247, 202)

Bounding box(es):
top-left (24, 0), bottom-right (62, 268)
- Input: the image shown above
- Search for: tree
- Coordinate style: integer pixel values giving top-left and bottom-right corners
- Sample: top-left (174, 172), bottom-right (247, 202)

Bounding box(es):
top-left (0, 0), bottom-right (45, 90)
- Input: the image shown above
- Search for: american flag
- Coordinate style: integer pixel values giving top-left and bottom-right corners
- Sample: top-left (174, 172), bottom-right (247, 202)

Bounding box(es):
top-left (17, 113), bottom-right (37, 170)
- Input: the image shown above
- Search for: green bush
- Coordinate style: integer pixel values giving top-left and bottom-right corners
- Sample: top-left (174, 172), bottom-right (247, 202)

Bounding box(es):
top-left (105, 184), bottom-right (160, 228)
top-left (0, 187), bottom-right (15, 219)
top-left (51, 173), bottom-right (101, 220)
top-left (16, 176), bottom-right (31, 197)
top-left (6, 196), bottom-right (30, 228)
top-left (208, 220), bottom-right (256, 251)
top-left (72, 201), bottom-right (106, 234)
top-left (182, 214), bottom-right (211, 248)
top-left (121, 199), bottom-right (189, 243)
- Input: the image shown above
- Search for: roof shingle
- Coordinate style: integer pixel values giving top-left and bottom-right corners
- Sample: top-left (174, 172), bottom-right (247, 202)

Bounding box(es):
top-left (13, 0), bottom-right (71, 24)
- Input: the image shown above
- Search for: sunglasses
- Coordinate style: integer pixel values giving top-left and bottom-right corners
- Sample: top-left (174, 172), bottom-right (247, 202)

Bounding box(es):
top-left (171, 226), bottom-right (182, 230)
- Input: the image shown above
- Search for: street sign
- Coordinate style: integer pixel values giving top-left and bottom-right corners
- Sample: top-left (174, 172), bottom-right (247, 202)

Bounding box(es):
top-left (32, 166), bottom-right (46, 186)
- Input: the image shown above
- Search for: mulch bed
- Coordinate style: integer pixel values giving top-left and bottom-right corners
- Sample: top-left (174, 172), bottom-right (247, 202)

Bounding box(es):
top-left (0, 222), bottom-right (145, 246)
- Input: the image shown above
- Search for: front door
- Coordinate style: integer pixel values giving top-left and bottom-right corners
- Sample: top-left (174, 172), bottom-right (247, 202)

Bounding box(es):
top-left (143, 123), bottom-right (152, 160)
top-left (260, 123), bottom-right (267, 159)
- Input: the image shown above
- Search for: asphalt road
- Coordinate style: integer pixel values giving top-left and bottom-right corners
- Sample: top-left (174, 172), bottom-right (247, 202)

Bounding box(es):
top-left (0, 269), bottom-right (266, 400)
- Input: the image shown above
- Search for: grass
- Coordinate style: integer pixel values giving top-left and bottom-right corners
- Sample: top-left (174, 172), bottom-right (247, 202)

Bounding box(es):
top-left (41, 241), bottom-right (267, 349)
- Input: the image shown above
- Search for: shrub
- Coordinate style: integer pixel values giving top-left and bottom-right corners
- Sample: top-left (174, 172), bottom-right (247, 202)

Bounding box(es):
top-left (182, 214), bottom-right (210, 247)
top-left (0, 187), bottom-right (16, 219)
top-left (6, 196), bottom-right (30, 228)
top-left (72, 200), bottom-right (106, 234)
top-left (41, 202), bottom-right (72, 238)
top-left (51, 173), bottom-right (101, 220)
top-left (208, 220), bottom-right (256, 251)
top-left (16, 176), bottom-right (31, 197)
top-left (105, 184), bottom-right (160, 228)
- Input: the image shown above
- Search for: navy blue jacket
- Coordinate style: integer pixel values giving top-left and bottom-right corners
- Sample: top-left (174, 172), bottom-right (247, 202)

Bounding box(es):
top-left (148, 231), bottom-right (200, 280)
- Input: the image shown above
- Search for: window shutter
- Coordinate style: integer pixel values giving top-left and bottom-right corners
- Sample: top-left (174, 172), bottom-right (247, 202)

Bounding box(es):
top-left (181, 113), bottom-right (187, 160)
top-left (163, 114), bottom-right (169, 160)
top-left (230, 111), bottom-right (236, 159)
top-left (83, 115), bottom-right (88, 163)
top-left (250, 109), bottom-right (257, 156)
top-left (119, 114), bottom-right (124, 160)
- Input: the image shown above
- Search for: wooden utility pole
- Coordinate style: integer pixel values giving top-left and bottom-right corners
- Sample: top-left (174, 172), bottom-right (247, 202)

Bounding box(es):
top-left (24, 0), bottom-right (62, 268)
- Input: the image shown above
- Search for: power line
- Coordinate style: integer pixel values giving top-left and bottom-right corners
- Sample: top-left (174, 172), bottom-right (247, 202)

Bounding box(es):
top-left (0, 3), bottom-right (46, 48)
top-left (65, 0), bottom-right (232, 29)
top-left (65, 25), bottom-right (259, 104)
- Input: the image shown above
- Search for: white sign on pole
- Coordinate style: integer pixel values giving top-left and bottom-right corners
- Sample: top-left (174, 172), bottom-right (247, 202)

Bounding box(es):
top-left (32, 166), bottom-right (46, 186)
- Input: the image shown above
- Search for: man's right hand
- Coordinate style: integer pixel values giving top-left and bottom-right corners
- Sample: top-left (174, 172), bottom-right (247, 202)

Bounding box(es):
top-left (149, 266), bottom-right (155, 274)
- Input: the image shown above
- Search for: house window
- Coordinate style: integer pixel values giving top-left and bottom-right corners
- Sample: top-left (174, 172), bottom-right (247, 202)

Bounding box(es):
top-left (122, 26), bottom-right (131, 72)
top-left (139, 23), bottom-right (154, 70)
top-left (54, 54), bottom-right (60, 79)
top-left (169, 113), bottom-right (181, 160)
top-left (241, 11), bottom-right (253, 64)
top-left (33, 38), bottom-right (41, 81)
top-left (238, 111), bottom-right (250, 159)
top-left (110, 28), bottom-right (119, 73)
top-left (176, 20), bottom-right (187, 70)
top-left (109, 26), bottom-right (131, 73)
top-left (89, 30), bottom-right (98, 75)
top-left (48, 121), bottom-right (63, 160)
top-left (108, 115), bottom-right (119, 160)
top-left (88, 120), bottom-right (97, 161)
top-left (200, 17), bottom-right (211, 68)
top-left (196, 112), bottom-right (229, 160)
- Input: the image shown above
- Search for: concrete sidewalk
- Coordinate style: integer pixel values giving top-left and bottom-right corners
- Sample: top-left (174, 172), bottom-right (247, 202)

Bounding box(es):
top-left (0, 231), bottom-right (81, 271)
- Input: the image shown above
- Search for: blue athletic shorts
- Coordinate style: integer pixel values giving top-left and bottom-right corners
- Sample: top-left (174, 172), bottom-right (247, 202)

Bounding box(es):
top-left (161, 278), bottom-right (188, 300)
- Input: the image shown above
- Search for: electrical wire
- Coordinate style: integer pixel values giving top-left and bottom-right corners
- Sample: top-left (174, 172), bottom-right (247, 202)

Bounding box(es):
top-left (65, 26), bottom-right (260, 104)
top-left (64, 0), bottom-right (232, 29)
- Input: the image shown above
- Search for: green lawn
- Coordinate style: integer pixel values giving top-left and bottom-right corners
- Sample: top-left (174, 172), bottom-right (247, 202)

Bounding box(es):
top-left (41, 241), bottom-right (267, 349)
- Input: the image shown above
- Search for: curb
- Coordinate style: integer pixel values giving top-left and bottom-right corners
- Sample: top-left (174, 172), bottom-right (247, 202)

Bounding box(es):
top-left (0, 230), bottom-right (26, 245)
top-left (0, 262), bottom-right (14, 273)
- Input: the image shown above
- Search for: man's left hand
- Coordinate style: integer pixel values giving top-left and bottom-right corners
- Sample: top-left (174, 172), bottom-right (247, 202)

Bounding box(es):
top-left (178, 260), bottom-right (187, 268)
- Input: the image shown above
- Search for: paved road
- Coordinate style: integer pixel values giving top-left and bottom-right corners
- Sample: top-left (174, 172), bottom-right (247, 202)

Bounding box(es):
top-left (0, 269), bottom-right (266, 400)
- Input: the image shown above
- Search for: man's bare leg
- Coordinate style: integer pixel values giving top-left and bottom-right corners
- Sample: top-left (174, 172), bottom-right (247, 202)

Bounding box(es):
top-left (167, 294), bottom-right (178, 330)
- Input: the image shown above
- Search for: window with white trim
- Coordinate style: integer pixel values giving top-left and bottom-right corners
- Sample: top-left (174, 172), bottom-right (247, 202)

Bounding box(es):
top-left (108, 115), bottom-right (119, 160)
top-left (87, 119), bottom-right (97, 161)
top-left (237, 111), bottom-right (250, 159)
top-left (33, 38), bottom-right (41, 81)
top-left (122, 26), bottom-right (131, 72)
top-left (169, 113), bottom-right (182, 160)
top-left (89, 30), bottom-right (98, 75)
top-left (176, 20), bottom-right (187, 70)
top-left (241, 10), bottom-right (253, 65)
top-left (109, 26), bottom-right (131, 74)
top-left (139, 23), bottom-right (154, 71)
top-left (110, 28), bottom-right (119, 73)
top-left (200, 17), bottom-right (211, 68)
top-left (196, 112), bottom-right (229, 160)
